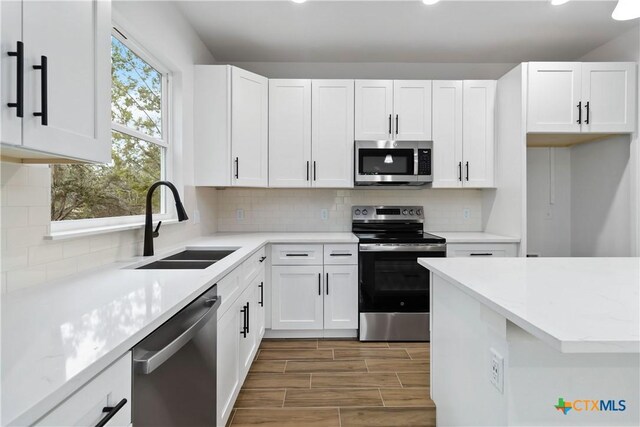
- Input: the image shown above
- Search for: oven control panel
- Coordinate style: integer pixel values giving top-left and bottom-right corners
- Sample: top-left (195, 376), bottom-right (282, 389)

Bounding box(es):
top-left (352, 206), bottom-right (424, 221)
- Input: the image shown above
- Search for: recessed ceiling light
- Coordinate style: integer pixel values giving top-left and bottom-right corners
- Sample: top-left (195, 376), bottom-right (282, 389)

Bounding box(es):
top-left (292, 0), bottom-right (307, 3)
top-left (422, 0), bottom-right (441, 5)
top-left (612, 0), bottom-right (640, 21)
top-left (550, 0), bottom-right (571, 5)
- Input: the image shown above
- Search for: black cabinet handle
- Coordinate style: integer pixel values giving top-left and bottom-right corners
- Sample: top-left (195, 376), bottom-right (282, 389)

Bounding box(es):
top-left (240, 304), bottom-right (247, 337)
top-left (33, 55), bottom-right (48, 125)
top-left (465, 161), bottom-right (469, 181)
top-left (234, 157), bottom-right (239, 179)
top-left (388, 114), bottom-right (392, 135)
top-left (318, 273), bottom-right (321, 295)
top-left (96, 398), bottom-right (127, 427)
top-left (246, 302), bottom-right (250, 334)
top-left (585, 101), bottom-right (590, 124)
top-left (458, 162), bottom-right (462, 182)
top-left (7, 41), bottom-right (24, 118)
top-left (259, 282), bottom-right (264, 306)
top-left (306, 161), bottom-right (309, 181)
top-left (326, 272), bottom-right (329, 295)
top-left (395, 114), bottom-right (399, 135)
top-left (576, 101), bottom-right (582, 124)
top-left (259, 256), bottom-right (267, 263)
top-left (469, 253), bottom-right (493, 256)
top-left (313, 161), bottom-right (317, 181)
top-left (330, 253), bottom-right (352, 257)
top-left (285, 253), bottom-right (308, 257)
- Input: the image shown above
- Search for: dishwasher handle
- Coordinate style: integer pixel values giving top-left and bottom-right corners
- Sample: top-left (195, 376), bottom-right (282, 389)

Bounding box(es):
top-left (133, 296), bottom-right (221, 375)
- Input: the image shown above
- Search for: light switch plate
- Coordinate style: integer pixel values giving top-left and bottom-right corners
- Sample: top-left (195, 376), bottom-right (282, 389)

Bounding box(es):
top-left (320, 209), bottom-right (328, 220)
top-left (236, 209), bottom-right (244, 221)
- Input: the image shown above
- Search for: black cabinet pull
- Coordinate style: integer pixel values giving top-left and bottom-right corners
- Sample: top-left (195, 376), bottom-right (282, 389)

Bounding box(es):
top-left (326, 272), bottom-right (329, 295)
top-left (313, 161), bottom-right (317, 181)
top-left (318, 273), bottom-right (321, 295)
top-left (246, 302), bottom-right (250, 334)
top-left (33, 55), bottom-right (48, 125)
top-left (259, 282), bottom-right (264, 306)
top-left (465, 161), bottom-right (469, 181)
top-left (285, 253), bottom-right (308, 257)
top-left (240, 304), bottom-right (247, 337)
top-left (458, 162), bottom-right (462, 182)
top-left (234, 157), bottom-right (239, 179)
top-left (395, 114), bottom-right (399, 135)
top-left (576, 101), bottom-right (582, 124)
top-left (7, 41), bottom-right (24, 118)
top-left (469, 253), bottom-right (493, 256)
top-left (330, 253), bottom-right (352, 257)
top-left (259, 256), bottom-right (267, 263)
top-left (96, 398), bottom-right (127, 427)
top-left (585, 101), bottom-right (590, 124)
top-left (388, 114), bottom-right (392, 135)
top-left (306, 161), bottom-right (310, 181)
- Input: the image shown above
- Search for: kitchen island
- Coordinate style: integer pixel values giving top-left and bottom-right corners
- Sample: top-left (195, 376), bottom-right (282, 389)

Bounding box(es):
top-left (418, 257), bottom-right (640, 427)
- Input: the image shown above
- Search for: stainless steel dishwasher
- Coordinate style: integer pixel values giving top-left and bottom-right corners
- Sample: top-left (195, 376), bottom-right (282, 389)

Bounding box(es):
top-left (133, 285), bottom-right (221, 426)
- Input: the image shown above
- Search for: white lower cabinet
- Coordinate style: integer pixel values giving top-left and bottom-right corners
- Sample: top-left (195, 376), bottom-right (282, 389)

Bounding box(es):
top-left (36, 353), bottom-right (131, 427)
top-left (271, 244), bottom-right (358, 332)
top-left (254, 267), bottom-right (266, 340)
top-left (446, 242), bottom-right (518, 258)
top-left (238, 283), bottom-right (258, 375)
top-left (217, 299), bottom-right (242, 427)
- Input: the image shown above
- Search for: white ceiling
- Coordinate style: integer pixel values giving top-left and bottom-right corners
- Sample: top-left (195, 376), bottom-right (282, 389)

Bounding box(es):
top-left (175, 0), bottom-right (638, 63)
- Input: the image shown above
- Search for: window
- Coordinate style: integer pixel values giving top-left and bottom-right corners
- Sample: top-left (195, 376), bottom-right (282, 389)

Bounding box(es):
top-left (51, 29), bottom-right (170, 223)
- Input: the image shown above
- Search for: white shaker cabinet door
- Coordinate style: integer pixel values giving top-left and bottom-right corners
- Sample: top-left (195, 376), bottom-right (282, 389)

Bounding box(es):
top-left (582, 62), bottom-right (636, 133)
top-left (269, 79), bottom-right (312, 187)
top-left (393, 80), bottom-right (432, 141)
top-left (217, 300), bottom-right (241, 427)
top-left (355, 80), bottom-right (393, 140)
top-left (1, 0), bottom-right (22, 147)
top-left (432, 81), bottom-right (463, 188)
top-left (311, 79), bottom-right (355, 188)
top-left (22, 0), bottom-right (111, 163)
top-left (323, 265), bottom-right (358, 330)
top-left (527, 62), bottom-right (582, 133)
top-left (231, 67), bottom-right (268, 187)
top-left (462, 80), bottom-right (496, 188)
top-left (271, 265), bottom-right (324, 330)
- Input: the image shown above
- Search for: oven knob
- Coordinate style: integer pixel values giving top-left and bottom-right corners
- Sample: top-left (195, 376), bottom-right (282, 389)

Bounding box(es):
top-left (402, 209), bottom-right (408, 215)
top-left (416, 209), bottom-right (422, 215)
top-left (355, 209), bottom-right (361, 215)
top-left (409, 209), bottom-right (414, 215)
top-left (362, 209), bottom-right (368, 215)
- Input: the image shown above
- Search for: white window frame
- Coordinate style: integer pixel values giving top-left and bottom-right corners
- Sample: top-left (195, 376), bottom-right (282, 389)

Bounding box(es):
top-left (50, 23), bottom-right (175, 236)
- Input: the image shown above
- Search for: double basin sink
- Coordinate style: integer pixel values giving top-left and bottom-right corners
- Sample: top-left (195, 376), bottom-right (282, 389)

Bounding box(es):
top-left (136, 249), bottom-right (236, 270)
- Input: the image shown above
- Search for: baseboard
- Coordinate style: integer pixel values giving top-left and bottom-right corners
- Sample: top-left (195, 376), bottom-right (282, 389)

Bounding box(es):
top-left (264, 329), bottom-right (358, 339)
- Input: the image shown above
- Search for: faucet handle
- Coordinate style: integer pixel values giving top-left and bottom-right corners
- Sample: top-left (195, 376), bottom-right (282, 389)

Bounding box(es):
top-left (153, 221), bottom-right (162, 238)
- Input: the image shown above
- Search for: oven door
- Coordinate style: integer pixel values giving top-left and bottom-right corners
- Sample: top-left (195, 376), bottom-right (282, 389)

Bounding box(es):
top-left (355, 141), bottom-right (418, 183)
top-left (358, 243), bottom-right (445, 313)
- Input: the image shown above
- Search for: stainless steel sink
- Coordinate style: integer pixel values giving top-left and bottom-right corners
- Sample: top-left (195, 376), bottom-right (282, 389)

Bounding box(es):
top-left (134, 248), bottom-right (236, 270)
top-left (162, 250), bottom-right (236, 261)
top-left (136, 260), bottom-right (216, 270)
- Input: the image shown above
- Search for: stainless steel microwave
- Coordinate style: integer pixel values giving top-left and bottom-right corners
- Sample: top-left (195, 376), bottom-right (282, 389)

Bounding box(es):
top-left (354, 140), bottom-right (433, 186)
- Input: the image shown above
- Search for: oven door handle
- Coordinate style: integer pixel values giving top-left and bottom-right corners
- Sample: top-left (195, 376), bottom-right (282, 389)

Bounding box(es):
top-left (359, 243), bottom-right (446, 252)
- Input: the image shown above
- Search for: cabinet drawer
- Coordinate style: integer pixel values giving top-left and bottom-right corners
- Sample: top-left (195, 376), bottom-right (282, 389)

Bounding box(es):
top-left (36, 353), bottom-right (131, 427)
top-left (217, 268), bottom-right (241, 318)
top-left (324, 244), bottom-right (358, 265)
top-left (243, 246), bottom-right (267, 282)
top-left (446, 243), bottom-right (518, 258)
top-left (271, 244), bottom-right (323, 265)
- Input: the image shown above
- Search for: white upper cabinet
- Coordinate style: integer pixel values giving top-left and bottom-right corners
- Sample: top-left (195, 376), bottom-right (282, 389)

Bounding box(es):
top-left (355, 80), bottom-right (432, 141)
top-left (232, 67), bottom-right (269, 187)
top-left (1, 0), bottom-right (111, 163)
top-left (194, 65), bottom-right (269, 187)
top-left (393, 80), bottom-right (432, 140)
top-left (1, 1), bottom-right (23, 147)
top-left (432, 81), bottom-right (463, 188)
top-left (269, 79), bottom-right (312, 188)
top-left (582, 62), bottom-right (636, 133)
top-left (432, 80), bottom-right (495, 188)
top-left (463, 80), bottom-right (496, 188)
top-left (355, 80), bottom-right (394, 140)
top-left (527, 62), bottom-right (636, 134)
top-left (311, 80), bottom-right (355, 188)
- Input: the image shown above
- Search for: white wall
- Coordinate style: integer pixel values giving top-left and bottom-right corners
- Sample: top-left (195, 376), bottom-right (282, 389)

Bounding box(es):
top-left (225, 62), bottom-right (516, 80)
top-left (0, 1), bottom-right (218, 293)
top-left (526, 148), bottom-right (572, 257)
top-left (216, 188), bottom-right (483, 233)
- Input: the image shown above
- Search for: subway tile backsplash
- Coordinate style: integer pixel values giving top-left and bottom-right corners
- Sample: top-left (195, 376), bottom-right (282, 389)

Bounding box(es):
top-left (215, 188), bottom-right (483, 232)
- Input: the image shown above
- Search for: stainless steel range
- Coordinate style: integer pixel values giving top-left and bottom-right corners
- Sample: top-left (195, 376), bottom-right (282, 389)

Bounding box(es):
top-left (352, 206), bottom-right (446, 341)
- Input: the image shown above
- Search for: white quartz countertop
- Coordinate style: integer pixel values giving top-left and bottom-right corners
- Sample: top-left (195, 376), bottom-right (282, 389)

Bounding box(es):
top-left (1, 232), bottom-right (357, 426)
top-left (430, 231), bottom-right (520, 243)
top-left (419, 257), bottom-right (640, 354)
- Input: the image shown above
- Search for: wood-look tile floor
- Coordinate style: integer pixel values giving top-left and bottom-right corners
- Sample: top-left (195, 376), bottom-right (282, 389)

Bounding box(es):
top-left (228, 339), bottom-right (435, 427)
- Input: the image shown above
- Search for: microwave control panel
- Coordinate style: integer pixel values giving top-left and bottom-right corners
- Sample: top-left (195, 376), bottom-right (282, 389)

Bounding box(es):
top-left (418, 149), bottom-right (432, 176)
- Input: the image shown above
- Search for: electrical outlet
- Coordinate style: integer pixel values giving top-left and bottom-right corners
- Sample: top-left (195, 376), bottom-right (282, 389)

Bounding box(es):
top-left (320, 209), bottom-right (329, 220)
top-left (193, 209), bottom-right (201, 224)
top-left (236, 209), bottom-right (244, 221)
top-left (490, 348), bottom-right (504, 393)
top-left (463, 208), bottom-right (470, 220)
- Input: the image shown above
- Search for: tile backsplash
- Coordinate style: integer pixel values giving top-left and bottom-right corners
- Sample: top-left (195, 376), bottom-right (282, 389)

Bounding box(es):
top-left (216, 188), bottom-right (483, 232)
